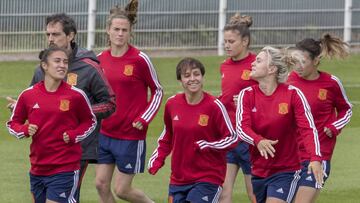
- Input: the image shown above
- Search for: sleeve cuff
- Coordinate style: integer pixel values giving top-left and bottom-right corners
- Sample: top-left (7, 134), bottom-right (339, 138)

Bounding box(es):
top-left (134, 117), bottom-right (148, 129)
top-left (21, 124), bottom-right (30, 137)
top-left (66, 131), bottom-right (77, 143)
top-left (326, 124), bottom-right (340, 137)
top-left (310, 155), bottom-right (322, 162)
top-left (253, 136), bottom-right (264, 146)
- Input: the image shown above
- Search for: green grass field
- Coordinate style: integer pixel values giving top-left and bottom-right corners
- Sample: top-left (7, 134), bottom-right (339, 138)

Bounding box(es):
top-left (0, 55), bottom-right (359, 202)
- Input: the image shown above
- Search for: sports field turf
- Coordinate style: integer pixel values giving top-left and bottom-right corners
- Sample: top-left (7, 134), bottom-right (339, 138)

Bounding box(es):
top-left (0, 55), bottom-right (359, 202)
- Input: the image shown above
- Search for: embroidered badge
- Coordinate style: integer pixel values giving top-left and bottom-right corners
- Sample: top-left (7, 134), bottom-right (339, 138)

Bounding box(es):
top-left (59, 100), bottom-right (70, 111)
top-left (241, 69), bottom-right (251, 80)
top-left (198, 114), bottom-right (209, 126)
top-left (123, 65), bottom-right (134, 76)
top-left (278, 103), bottom-right (288, 115)
top-left (66, 73), bottom-right (78, 86)
top-left (318, 88), bottom-right (327, 101)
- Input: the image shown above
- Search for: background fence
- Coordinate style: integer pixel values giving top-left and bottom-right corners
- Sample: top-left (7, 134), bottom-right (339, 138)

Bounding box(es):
top-left (1, 0), bottom-right (360, 55)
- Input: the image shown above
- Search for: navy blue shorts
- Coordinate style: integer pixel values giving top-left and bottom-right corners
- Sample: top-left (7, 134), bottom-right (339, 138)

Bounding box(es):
top-left (251, 170), bottom-right (301, 203)
top-left (297, 160), bottom-right (330, 188)
top-left (98, 133), bottom-right (146, 174)
top-left (169, 182), bottom-right (222, 203)
top-left (30, 170), bottom-right (79, 203)
top-left (226, 141), bottom-right (251, 174)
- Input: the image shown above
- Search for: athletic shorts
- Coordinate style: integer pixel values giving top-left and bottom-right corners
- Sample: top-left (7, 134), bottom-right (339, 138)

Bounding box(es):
top-left (226, 141), bottom-right (251, 174)
top-left (169, 182), bottom-right (222, 203)
top-left (98, 133), bottom-right (146, 174)
top-left (30, 170), bottom-right (79, 203)
top-left (297, 160), bottom-right (330, 188)
top-left (251, 170), bottom-right (301, 203)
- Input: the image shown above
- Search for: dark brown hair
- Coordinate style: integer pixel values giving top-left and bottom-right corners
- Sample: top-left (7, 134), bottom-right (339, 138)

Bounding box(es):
top-left (46, 13), bottom-right (77, 44)
top-left (176, 58), bottom-right (205, 80)
top-left (39, 45), bottom-right (70, 72)
top-left (296, 33), bottom-right (349, 60)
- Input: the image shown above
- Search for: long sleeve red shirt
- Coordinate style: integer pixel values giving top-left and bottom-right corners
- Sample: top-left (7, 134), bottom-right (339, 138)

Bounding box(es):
top-left (98, 46), bottom-right (163, 140)
top-left (287, 71), bottom-right (352, 161)
top-left (236, 84), bottom-right (321, 178)
top-left (148, 92), bottom-right (237, 186)
top-left (7, 81), bottom-right (97, 176)
top-left (219, 53), bottom-right (257, 126)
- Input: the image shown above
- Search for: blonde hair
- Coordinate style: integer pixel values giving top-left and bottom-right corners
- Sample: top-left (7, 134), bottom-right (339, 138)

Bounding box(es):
top-left (287, 47), bottom-right (306, 69)
top-left (261, 46), bottom-right (296, 83)
top-left (224, 13), bottom-right (253, 47)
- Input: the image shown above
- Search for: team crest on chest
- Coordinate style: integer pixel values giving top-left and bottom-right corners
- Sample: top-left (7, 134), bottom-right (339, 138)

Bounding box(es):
top-left (123, 65), bottom-right (134, 76)
top-left (66, 73), bottom-right (78, 86)
top-left (278, 103), bottom-right (288, 115)
top-left (241, 70), bottom-right (251, 80)
top-left (318, 88), bottom-right (327, 101)
top-left (59, 99), bottom-right (70, 111)
top-left (198, 114), bottom-right (209, 126)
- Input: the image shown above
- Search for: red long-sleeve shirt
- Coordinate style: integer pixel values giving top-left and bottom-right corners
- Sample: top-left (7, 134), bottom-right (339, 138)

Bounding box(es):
top-left (98, 46), bottom-right (163, 140)
top-left (219, 53), bottom-right (257, 126)
top-left (148, 92), bottom-right (237, 186)
top-left (287, 71), bottom-right (352, 161)
top-left (236, 84), bottom-right (321, 178)
top-left (7, 81), bottom-right (97, 176)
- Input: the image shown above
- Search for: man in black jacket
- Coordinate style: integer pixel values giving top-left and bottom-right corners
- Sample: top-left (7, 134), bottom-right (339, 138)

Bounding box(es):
top-left (8, 13), bottom-right (116, 202)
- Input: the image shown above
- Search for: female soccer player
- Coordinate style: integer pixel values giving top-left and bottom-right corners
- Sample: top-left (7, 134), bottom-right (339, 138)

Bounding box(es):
top-left (95, 1), bottom-right (163, 203)
top-left (287, 34), bottom-right (353, 203)
top-left (199, 46), bottom-right (324, 203)
top-left (6, 46), bottom-right (96, 203)
top-left (218, 13), bottom-right (256, 203)
top-left (148, 57), bottom-right (238, 203)
top-left (237, 46), bottom-right (324, 203)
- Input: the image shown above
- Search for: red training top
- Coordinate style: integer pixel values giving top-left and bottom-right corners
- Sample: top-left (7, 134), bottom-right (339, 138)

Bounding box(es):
top-left (98, 45), bottom-right (163, 140)
top-left (7, 81), bottom-right (97, 176)
top-left (287, 71), bottom-right (352, 161)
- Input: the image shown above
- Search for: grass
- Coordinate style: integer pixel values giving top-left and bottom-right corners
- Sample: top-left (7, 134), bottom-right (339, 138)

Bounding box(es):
top-left (0, 54), bottom-right (359, 202)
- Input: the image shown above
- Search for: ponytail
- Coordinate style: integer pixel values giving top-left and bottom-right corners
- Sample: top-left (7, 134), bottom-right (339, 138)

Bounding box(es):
top-left (319, 33), bottom-right (349, 59)
top-left (107, 0), bottom-right (139, 29)
top-left (296, 33), bottom-right (349, 60)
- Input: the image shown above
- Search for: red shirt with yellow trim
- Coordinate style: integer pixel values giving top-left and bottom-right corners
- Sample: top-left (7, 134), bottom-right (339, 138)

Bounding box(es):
top-left (148, 92), bottom-right (236, 186)
top-left (98, 46), bottom-right (163, 140)
top-left (236, 84), bottom-right (321, 178)
top-left (7, 81), bottom-right (96, 176)
top-left (219, 53), bottom-right (257, 126)
top-left (287, 71), bottom-right (352, 161)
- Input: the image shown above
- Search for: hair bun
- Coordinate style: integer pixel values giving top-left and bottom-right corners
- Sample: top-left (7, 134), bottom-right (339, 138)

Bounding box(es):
top-left (229, 13), bottom-right (252, 27)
